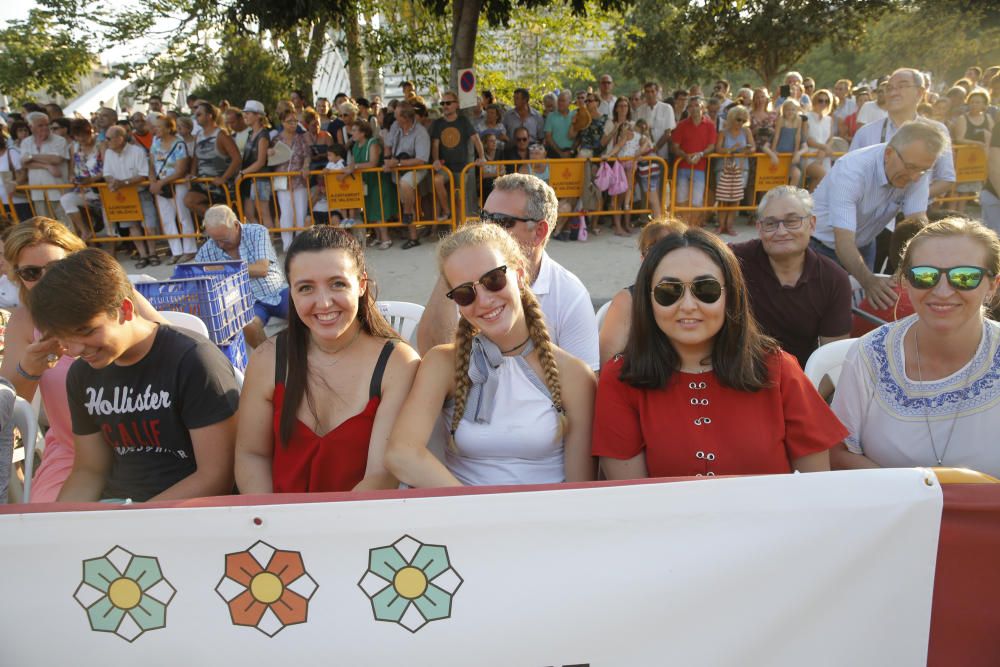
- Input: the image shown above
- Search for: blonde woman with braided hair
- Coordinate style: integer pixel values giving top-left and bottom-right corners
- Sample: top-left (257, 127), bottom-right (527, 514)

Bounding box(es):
top-left (385, 222), bottom-right (596, 487)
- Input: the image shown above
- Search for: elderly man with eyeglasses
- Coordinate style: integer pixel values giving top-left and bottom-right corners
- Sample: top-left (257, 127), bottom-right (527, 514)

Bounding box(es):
top-left (850, 68), bottom-right (955, 203)
top-left (731, 185), bottom-right (852, 367)
top-left (811, 120), bottom-right (949, 310)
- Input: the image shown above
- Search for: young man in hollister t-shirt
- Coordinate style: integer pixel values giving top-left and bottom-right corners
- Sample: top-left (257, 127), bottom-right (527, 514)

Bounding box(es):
top-left (28, 249), bottom-right (239, 502)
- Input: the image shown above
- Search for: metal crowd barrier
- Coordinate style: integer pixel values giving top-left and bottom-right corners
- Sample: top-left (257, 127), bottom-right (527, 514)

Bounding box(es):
top-left (6, 178), bottom-right (232, 246)
top-left (932, 143), bottom-right (988, 206)
top-left (234, 164), bottom-right (456, 236)
top-left (669, 150), bottom-right (847, 217)
top-left (458, 156), bottom-right (670, 224)
top-left (2, 146), bottom-right (986, 244)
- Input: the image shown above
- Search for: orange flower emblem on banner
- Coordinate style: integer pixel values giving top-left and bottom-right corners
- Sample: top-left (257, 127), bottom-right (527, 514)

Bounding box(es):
top-left (215, 541), bottom-right (318, 637)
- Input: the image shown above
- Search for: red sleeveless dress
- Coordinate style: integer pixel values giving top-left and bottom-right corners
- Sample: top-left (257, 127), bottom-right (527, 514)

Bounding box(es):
top-left (271, 334), bottom-right (394, 493)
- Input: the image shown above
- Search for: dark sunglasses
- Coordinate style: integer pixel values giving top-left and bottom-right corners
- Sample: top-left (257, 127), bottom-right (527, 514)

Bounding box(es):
top-left (904, 266), bottom-right (991, 291)
top-left (652, 278), bottom-right (724, 307)
top-left (15, 263), bottom-right (56, 282)
top-left (446, 265), bottom-right (508, 306)
top-left (480, 210), bottom-right (535, 229)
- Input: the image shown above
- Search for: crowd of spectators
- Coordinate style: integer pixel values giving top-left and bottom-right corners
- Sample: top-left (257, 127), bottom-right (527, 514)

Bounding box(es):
top-left (1, 63), bottom-right (996, 254)
top-left (0, 62), bottom-right (998, 507)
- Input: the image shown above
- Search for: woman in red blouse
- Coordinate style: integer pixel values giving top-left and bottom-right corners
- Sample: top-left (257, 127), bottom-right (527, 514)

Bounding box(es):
top-left (592, 228), bottom-right (845, 478)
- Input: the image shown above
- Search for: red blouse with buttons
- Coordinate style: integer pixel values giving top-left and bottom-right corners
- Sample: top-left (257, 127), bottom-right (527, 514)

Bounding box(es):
top-left (592, 351), bottom-right (847, 477)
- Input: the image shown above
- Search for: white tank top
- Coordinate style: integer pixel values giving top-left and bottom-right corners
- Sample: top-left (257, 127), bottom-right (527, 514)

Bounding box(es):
top-left (444, 356), bottom-right (563, 486)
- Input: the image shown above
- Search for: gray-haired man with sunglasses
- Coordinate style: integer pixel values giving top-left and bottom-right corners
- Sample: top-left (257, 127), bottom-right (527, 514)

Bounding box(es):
top-left (416, 173), bottom-right (599, 370)
top-left (732, 186), bottom-right (852, 367)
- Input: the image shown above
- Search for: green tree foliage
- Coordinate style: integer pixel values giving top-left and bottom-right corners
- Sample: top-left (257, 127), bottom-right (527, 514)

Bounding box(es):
top-left (688, 0), bottom-right (893, 89)
top-left (189, 35), bottom-right (292, 112)
top-left (0, 9), bottom-right (96, 101)
top-left (428, 0), bottom-right (633, 93)
top-left (794, 0), bottom-right (1000, 90)
top-left (360, 0), bottom-right (452, 94)
top-left (474, 1), bottom-right (617, 104)
top-left (612, 0), bottom-right (709, 88)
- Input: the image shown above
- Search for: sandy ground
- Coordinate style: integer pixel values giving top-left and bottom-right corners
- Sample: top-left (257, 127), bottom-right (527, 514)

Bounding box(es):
top-left (126, 219), bottom-right (761, 308)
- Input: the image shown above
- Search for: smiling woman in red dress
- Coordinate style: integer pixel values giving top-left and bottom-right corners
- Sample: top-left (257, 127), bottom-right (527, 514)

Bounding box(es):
top-left (235, 227), bottom-right (420, 493)
top-left (592, 227), bottom-right (846, 478)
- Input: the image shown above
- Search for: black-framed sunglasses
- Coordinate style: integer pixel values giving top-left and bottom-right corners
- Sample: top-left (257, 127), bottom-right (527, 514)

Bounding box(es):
top-left (480, 210), bottom-right (536, 229)
top-left (446, 265), bottom-right (508, 306)
top-left (15, 262), bottom-right (57, 283)
top-left (904, 266), bottom-right (991, 291)
top-left (758, 215), bottom-right (808, 234)
top-left (652, 278), bottom-right (724, 307)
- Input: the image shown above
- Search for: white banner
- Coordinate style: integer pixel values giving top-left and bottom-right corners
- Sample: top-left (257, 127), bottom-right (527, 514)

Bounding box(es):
top-left (0, 469), bottom-right (941, 666)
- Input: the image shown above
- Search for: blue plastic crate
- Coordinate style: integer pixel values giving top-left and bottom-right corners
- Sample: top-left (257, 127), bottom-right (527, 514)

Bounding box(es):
top-left (171, 260), bottom-right (245, 280)
top-left (218, 331), bottom-right (248, 371)
top-left (135, 261), bottom-right (253, 344)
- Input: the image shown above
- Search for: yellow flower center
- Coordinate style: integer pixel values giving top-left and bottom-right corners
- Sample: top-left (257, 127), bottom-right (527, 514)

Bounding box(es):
top-left (393, 566), bottom-right (428, 599)
top-left (108, 577), bottom-right (142, 610)
top-left (249, 572), bottom-right (284, 604)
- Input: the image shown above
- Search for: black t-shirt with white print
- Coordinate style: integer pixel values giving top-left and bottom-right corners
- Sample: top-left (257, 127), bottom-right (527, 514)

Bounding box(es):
top-left (67, 325), bottom-right (239, 501)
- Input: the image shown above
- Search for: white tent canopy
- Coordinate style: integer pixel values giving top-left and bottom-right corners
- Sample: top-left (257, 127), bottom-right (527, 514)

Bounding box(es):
top-left (64, 77), bottom-right (131, 117)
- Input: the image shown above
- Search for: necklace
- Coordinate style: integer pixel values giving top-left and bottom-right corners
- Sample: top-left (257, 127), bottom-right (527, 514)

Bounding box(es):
top-left (313, 326), bottom-right (362, 367)
top-left (501, 335), bottom-right (531, 354)
top-left (913, 327), bottom-right (974, 466)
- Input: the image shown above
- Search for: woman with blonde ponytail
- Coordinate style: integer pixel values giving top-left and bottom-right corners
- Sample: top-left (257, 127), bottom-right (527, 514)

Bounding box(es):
top-left (385, 222), bottom-right (596, 487)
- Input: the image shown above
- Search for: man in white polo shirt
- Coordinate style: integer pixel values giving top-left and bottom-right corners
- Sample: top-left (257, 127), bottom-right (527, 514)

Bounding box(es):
top-left (416, 173), bottom-right (599, 370)
top-left (19, 111), bottom-right (69, 223)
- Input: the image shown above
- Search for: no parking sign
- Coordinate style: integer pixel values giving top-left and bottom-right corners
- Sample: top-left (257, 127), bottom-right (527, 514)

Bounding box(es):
top-left (457, 68), bottom-right (476, 109)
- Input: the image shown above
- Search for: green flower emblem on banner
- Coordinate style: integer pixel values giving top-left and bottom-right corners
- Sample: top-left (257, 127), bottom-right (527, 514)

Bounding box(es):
top-left (358, 535), bottom-right (463, 633)
top-left (73, 546), bottom-right (176, 642)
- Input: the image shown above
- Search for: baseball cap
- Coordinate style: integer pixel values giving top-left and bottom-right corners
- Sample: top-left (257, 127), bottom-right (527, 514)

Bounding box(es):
top-left (243, 100), bottom-right (265, 114)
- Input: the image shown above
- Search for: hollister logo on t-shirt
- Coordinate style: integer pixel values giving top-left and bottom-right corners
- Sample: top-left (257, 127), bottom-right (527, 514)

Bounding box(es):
top-left (84, 384), bottom-right (172, 453)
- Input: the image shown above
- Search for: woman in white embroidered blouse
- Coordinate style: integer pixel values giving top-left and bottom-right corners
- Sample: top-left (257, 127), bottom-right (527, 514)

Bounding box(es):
top-left (831, 218), bottom-right (1000, 476)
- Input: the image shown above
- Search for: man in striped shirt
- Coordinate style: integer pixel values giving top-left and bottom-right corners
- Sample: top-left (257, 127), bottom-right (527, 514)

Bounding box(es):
top-left (811, 120), bottom-right (948, 310)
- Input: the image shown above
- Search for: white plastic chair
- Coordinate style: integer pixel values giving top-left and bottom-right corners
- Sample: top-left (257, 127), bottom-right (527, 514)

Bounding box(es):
top-left (377, 301), bottom-right (424, 346)
top-left (160, 310), bottom-right (210, 338)
top-left (595, 300), bottom-right (612, 330)
top-left (12, 396), bottom-right (40, 503)
top-left (803, 339), bottom-right (857, 391)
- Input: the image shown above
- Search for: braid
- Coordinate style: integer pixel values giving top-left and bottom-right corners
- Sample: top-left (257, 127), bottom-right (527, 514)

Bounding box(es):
top-left (450, 317), bottom-right (477, 441)
top-left (521, 288), bottom-right (567, 439)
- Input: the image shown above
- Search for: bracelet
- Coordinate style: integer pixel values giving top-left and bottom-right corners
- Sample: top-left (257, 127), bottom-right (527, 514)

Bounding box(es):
top-left (16, 362), bottom-right (42, 381)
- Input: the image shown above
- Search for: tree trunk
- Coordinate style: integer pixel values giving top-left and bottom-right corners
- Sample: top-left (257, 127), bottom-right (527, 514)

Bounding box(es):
top-left (344, 5), bottom-right (366, 98)
top-left (450, 0), bottom-right (483, 104)
top-left (304, 18), bottom-right (329, 101)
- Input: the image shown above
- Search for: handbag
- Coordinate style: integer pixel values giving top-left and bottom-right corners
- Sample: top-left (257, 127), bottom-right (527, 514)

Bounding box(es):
top-left (716, 157), bottom-right (745, 202)
top-left (594, 161), bottom-right (613, 192)
top-left (607, 160), bottom-right (629, 196)
top-left (153, 140), bottom-right (184, 199)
